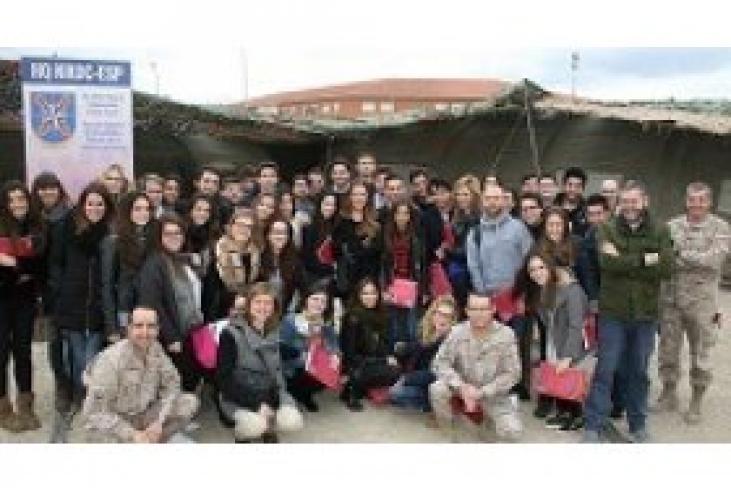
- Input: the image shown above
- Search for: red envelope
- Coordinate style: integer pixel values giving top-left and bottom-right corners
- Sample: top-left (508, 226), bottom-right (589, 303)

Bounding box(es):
top-left (315, 237), bottom-right (335, 266)
top-left (0, 237), bottom-right (35, 258)
top-left (388, 278), bottom-right (418, 308)
top-left (532, 362), bottom-right (589, 402)
top-left (305, 339), bottom-right (341, 390)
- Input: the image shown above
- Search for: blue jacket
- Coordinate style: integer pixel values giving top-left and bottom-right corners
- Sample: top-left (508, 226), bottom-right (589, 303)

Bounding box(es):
top-left (279, 313), bottom-right (339, 378)
top-left (466, 212), bottom-right (533, 294)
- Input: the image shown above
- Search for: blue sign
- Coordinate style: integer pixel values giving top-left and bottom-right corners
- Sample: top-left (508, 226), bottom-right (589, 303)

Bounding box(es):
top-left (20, 57), bottom-right (131, 87)
top-left (30, 91), bottom-right (76, 143)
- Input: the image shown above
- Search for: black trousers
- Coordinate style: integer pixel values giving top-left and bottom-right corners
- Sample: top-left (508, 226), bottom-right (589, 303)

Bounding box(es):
top-left (0, 295), bottom-right (37, 397)
top-left (169, 342), bottom-right (202, 393)
top-left (349, 358), bottom-right (400, 396)
top-left (286, 368), bottom-right (325, 402)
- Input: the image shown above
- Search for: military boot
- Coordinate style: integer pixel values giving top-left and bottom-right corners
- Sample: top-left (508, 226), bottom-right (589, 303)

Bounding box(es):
top-left (0, 396), bottom-right (15, 430)
top-left (651, 382), bottom-right (679, 412)
top-left (684, 386), bottom-right (706, 425)
top-left (6, 392), bottom-right (42, 433)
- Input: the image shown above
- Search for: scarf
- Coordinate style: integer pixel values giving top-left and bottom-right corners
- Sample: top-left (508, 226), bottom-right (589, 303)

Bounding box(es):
top-left (215, 235), bottom-right (260, 293)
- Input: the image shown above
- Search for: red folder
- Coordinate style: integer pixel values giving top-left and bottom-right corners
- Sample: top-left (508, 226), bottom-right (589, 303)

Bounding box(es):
top-left (532, 361), bottom-right (589, 402)
top-left (0, 237), bottom-right (34, 258)
top-left (315, 237), bottom-right (335, 266)
top-left (450, 395), bottom-right (484, 425)
top-left (305, 339), bottom-right (341, 390)
top-left (388, 278), bottom-right (418, 308)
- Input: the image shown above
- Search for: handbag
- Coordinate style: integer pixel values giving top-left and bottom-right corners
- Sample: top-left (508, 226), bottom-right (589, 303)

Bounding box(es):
top-left (429, 262), bottom-right (453, 298)
top-left (186, 323), bottom-right (218, 371)
top-left (532, 361), bottom-right (589, 402)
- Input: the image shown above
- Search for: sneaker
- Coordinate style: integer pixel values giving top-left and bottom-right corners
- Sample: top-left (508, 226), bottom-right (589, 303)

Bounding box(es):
top-left (560, 414), bottom-right (585, 432)
top-left (581, 429), bottom-right (602, 443)
top-left (545, 412), bottom-right (569, 430)
top-left (533, 398), bottom-right (553, 419)
top-left (629, 429), bottom-right (650, 444)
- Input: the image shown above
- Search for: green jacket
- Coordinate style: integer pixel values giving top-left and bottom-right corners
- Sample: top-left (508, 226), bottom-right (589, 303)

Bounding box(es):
top-left (597, 212), bottom-right (672, 323)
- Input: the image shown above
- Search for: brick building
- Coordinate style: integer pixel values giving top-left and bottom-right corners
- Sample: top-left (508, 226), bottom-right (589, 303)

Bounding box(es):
top-left (242, 78), bottom-right (511, 120)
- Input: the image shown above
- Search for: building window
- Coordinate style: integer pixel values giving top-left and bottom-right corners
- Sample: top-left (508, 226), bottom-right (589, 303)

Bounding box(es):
top-left (434, 102), bottom-right (449, 111)
top-left (322, 104), bottom-right (331, 114)
top-left (451, 103), bottom-right (465, 113)
top-left (380, 101), bottom-right (395, 113)
top-left (333, 103), bottom-right (340, 113)
top-left (362, 101), bottom-right (377, 114)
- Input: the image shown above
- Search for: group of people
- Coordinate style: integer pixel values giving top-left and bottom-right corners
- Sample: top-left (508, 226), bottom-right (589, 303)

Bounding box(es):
top-left (0, 152), bottom-right (728, 443)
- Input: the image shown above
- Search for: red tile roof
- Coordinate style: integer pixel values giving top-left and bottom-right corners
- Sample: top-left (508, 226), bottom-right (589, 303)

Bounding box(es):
top-left (245, 78), bottom-right (511, 106)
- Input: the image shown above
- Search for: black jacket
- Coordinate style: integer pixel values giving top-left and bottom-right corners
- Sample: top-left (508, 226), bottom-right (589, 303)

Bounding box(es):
top-left (380, 230), bottom-right (427, 301)
top-left (47, 214), bottom-right (108, 332)
top-left (332, 217), bottom-right (383, 296)
top-left (339, 307), bottom-right (391, 373)
top-left (301, 221), bottom-right (336, 281)
top-left (136, 252), bottom-right (186, 347)
top-left (0, 219), bottom-right (46, 301)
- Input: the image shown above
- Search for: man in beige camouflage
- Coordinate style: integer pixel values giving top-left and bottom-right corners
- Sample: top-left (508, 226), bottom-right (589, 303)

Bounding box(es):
top-left (429, 292), bottom-right (522, 441)
top-left (657, 182), bottom-right (731, 424)
top-left (82, 307), bottom-right (199, 442)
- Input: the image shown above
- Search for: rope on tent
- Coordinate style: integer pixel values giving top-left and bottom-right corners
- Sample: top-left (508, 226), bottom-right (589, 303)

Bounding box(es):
top-left (524, 81), bottom-right (543, 176)
top-left (491, 105), bottom-right (525, 175)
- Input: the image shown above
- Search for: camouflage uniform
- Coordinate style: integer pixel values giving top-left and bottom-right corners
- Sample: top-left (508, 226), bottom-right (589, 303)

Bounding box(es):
top-left (82, 339), bottom-right (199, 443)
top-left (429, 321), bottom-right (522, 441)
top-left (660, 214), bottom-right (730, 390)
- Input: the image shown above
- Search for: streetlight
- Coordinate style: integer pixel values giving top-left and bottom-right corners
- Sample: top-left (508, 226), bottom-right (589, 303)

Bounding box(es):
top-left (150, 61), bottom-right (160, 97)
top-left (571, 51), bottom-right (580, 102)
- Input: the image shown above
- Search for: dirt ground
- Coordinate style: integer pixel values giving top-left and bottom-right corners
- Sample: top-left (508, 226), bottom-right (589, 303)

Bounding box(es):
top-left (2, 289), bottom-right (730, 444)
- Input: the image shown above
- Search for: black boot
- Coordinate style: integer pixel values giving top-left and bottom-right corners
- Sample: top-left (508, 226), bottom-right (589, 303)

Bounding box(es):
top-left (345, 384), bottom-right (363, 412)
top-left (533, 395), bottom-right (553, 418)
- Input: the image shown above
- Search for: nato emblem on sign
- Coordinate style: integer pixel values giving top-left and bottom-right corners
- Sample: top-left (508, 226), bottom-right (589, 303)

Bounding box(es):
top-left (30, 92), bottom-right (76, 143)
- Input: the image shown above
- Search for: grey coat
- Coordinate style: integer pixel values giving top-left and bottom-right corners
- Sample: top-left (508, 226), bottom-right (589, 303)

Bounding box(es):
top-left (537, 280), bottom-right (589, 364)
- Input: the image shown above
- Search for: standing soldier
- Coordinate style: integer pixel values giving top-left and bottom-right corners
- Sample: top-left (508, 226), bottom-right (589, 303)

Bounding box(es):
top-left (656, 182), bottom-right (730, 424)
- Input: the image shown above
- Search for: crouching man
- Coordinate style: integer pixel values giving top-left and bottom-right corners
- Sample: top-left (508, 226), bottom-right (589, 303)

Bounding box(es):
top-left (82, 307), bottom-right (199, 443)
top-left (429, 292), bottom-right (522, 441)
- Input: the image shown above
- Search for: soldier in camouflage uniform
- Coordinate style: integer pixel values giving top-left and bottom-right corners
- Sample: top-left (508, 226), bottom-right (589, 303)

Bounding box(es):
top-left (82, 307), bottom-right (199, 442)
top-left (429, 292), bottom-right (522, 441)
top-left (657, 182), bottom-right (731, 424)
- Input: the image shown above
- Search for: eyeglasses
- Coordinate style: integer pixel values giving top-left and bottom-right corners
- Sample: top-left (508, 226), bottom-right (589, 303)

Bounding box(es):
top-left (162, 230), bottom-right (183, 237)
top-left (521, 205), bottom-right (538, 211)
top-left (467, 306), bottom-right (493, 312)
top-left (131, 322), bottom-right (157, 327)
top-left (528, 264), bottom-right (546, 273)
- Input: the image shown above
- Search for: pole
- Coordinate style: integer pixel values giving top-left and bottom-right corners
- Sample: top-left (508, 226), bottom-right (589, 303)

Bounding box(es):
top-left (571, 51), bottom-right (580, 103)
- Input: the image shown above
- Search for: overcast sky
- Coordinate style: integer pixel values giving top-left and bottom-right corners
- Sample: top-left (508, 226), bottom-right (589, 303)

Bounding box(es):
top-left (3, 47), bottom-right (730, 105)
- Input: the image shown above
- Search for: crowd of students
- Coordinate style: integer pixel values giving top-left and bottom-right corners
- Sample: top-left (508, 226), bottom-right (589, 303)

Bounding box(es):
top-left (0, 151), bottom-right (728, 443)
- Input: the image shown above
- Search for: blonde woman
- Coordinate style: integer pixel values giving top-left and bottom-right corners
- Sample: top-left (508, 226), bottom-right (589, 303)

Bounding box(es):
top-left (389, 295), bottom-right (458, 412)
top-left (445, 177), bottom-right (481, 312)
top-left (216, 282), bottom-right (303, 443)
top-left (212, 209), bottom-right (261, 320)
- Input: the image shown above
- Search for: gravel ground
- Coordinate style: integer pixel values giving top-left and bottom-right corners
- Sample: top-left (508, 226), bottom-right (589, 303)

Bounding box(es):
top-left (2, 289), bottom-right (729, 444)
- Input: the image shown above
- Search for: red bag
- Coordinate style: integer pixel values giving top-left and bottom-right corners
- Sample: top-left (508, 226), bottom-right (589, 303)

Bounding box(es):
top-left (491, 288), bottom-right (524, 323)
top-left (187, 324), bottom-right (218, 371)
top-left (583, 313), bottom-right (598, 350)
top-left (316, 237), bottom-right (335, 266)
top-left (305, 338), bottom-right (341, 390)
top-left (449, 395), bottom-right (484, 425)
top-left (388, 278), bottom-right (418, 308)
top-left (532, 361), bottom-right (589, 402)
top-left (429, 262), bottom-right (453, 298)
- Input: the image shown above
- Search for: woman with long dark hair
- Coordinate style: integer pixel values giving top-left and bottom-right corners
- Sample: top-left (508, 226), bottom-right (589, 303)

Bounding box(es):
top-left (0, 181), bottom-right (46, 432)
top-left (30, 171), bottom-right (70, 224)
top-left (101, 191), bottom-right (156, 342)
top-left (332, 182), bottom-right (382, 299)
top-left (339, 278), bottom-right (400, 411)
top-left (518, 252), bottom-right (589, 430)
top-left (137, 214), bottom-right (203, 392)
top-left (260, 218), bottom-right (303, 313)
top-left (381, 199), bottom-right (426, 350)
top-left (184, 194), bottom-right (219, 321)
top-left (48, 182), bottom-right (114, 412)
top-left (279, 281), bottom-right (339, 412)
top-left (301, 192), bottom-right (339, 285)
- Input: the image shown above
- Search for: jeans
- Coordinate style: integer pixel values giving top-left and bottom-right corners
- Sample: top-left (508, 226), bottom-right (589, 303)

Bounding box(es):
top-left (388, 306), bottom-right (418, 353)
top-left (0, 295), bottom-right (37, 397)
top-left (60, 329), bottom-right (103, 393)
top-left (584, 317), bottom-right (657, 434)
top-left (389, 379), bottom-right (431, 411)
